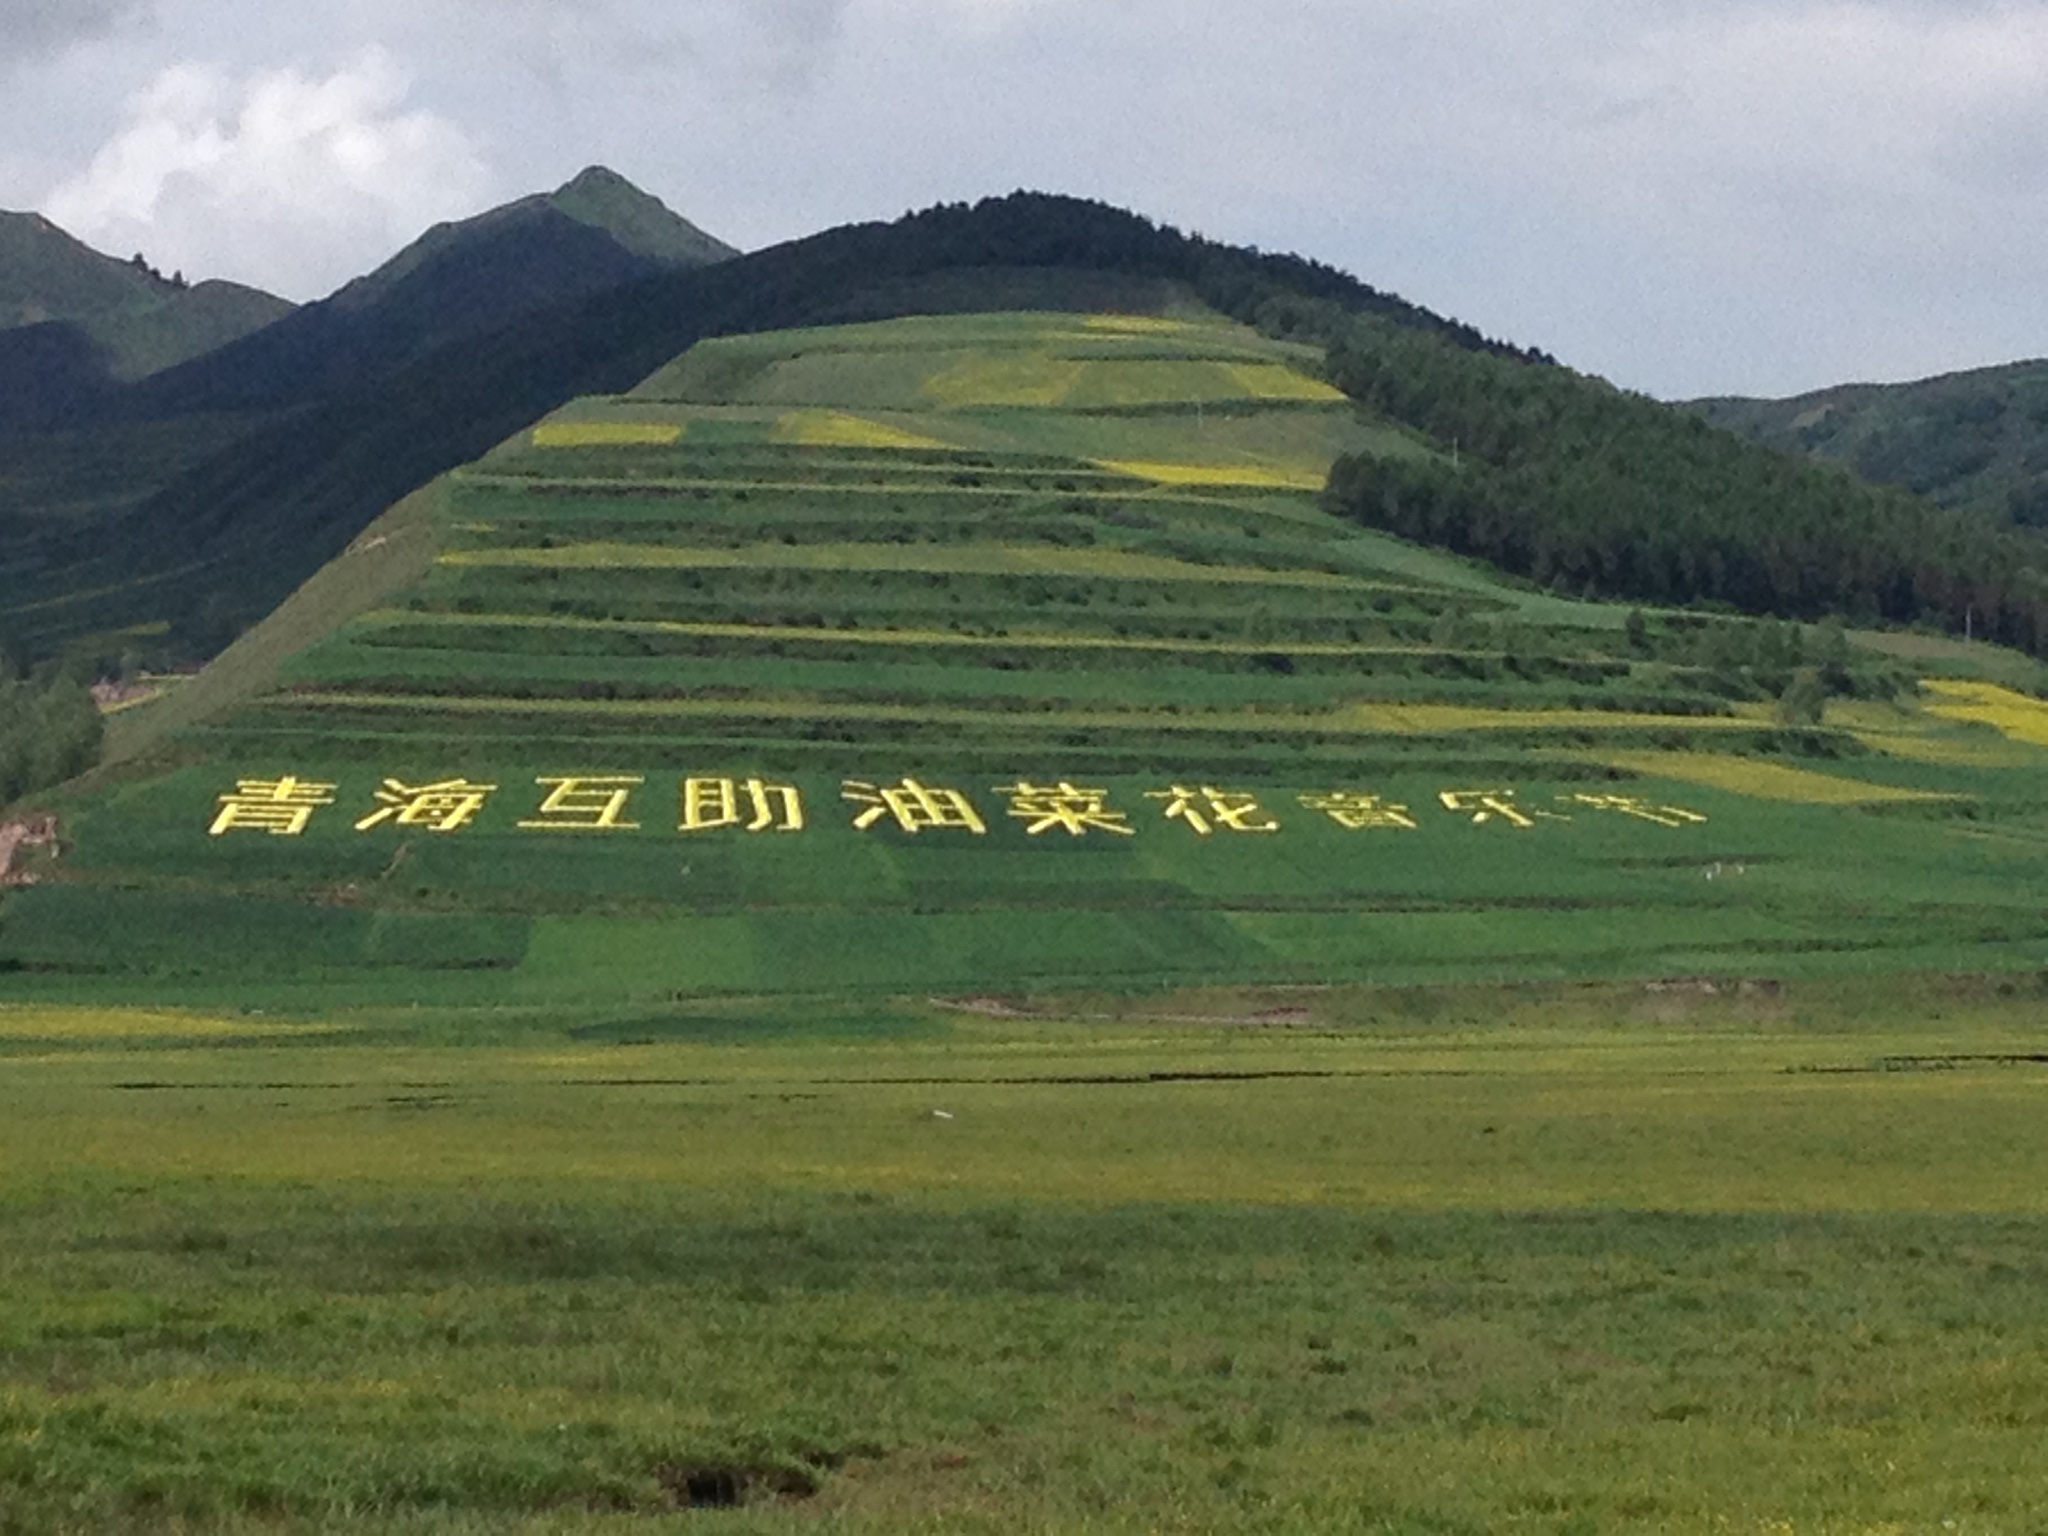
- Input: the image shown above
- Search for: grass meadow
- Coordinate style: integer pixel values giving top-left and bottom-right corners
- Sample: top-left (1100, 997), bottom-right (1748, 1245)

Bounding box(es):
top-left (5, 979), bottom-right (2048, 1533)
top-left (11, 310), bottom-right (2048, 1530)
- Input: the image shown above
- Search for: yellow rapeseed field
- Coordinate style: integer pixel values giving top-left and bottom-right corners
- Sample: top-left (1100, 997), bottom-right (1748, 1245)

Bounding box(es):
top-left (1599, 750), bottom-right (1946, 804)
top-left (530, 421), bottom-right (683, 448)
top-left (1082, 315), bottom-right (1188, 334)
top-left (769, 409), bottom-right (950, 451)
top-left (1921, 679), bottom-right (2048, 748)
top-left (921, 354), bottom-right (1087, 408)
top-left (1225, 363), bottom-right (1348, 402)
top-left (1093, 458), bottom-right (1327, 490)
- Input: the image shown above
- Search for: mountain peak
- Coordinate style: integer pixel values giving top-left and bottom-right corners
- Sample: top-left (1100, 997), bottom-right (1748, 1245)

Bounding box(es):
top-left (544, 165), bottom-right (740, 267)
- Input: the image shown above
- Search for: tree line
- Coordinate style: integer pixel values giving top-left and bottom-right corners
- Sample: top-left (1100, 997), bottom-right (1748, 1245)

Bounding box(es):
top-left (0, 665), bottom-right (102, 807)
top-left (1304, 314), bottom-right (2048, 656)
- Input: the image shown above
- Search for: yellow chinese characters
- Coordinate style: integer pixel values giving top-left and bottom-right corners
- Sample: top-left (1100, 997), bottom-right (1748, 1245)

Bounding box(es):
top-left (1147, 785), bottom-right (1278, 836)
top-left (1298, 791), bottom-right (1418, 830)
top-left (996, 781), bottom-right (1135, 837)
top-left (1438, 789), bottom-right (1563, 829)
top-left (354, 778), bottom-right (498, 833)
top-left (843, 778), bottom-right (988, 835)
top-left (680, 777), bottom-right (805, 834)
top-left (1565, 793), bottom-right (1707, 828)
top-left (518, 776), bottom-right (644, 831)
top-left (209, 777), bottom-right (338, 836)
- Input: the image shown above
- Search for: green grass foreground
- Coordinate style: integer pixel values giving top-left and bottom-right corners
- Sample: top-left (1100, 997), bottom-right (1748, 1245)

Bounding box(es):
top-left (4, 979), bottom-right (2047, 1532)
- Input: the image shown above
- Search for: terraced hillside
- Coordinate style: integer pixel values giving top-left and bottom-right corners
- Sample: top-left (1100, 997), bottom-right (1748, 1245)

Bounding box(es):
top-left (12, 311), bottom-right (2048, 1003)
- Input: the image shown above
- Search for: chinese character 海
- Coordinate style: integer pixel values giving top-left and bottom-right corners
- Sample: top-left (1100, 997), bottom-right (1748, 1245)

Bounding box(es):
top-left (208, 777), bottom-right (338, 837)
top-left (994, 781), bottom-right (1136, 838)
top-left (680, 777), bottom-right (805, 834)
top-left (1146, 785), bottom-right (1280, 836)
top-left (1297, 791), bottom-right (1419, 830)
top-left (354, 778), bottom-right (498, 833)
top-left (518, 776), bottom-right (644, 831)
top-left (843, 778), bottom-right (988, 835)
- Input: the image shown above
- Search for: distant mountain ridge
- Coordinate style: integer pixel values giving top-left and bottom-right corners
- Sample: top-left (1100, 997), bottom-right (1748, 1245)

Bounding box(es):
top-left (0, 210), bottom-right (293, 426)
top-left (1691, 361), bottom-right (2048, 528)
top-left (117, 166), bottom-right (740, 420)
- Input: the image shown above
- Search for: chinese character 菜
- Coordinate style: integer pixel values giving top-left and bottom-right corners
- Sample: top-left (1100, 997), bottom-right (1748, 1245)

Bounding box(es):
top-left (994, 781), bottom-right (1135, 837)
top-left (1146, 785), bottom-right (1280, 836)
top-left (518, 776), bottom-right (644, 831)
top-left (208, 777), bottom-right (338, 837)
top-left (680, 777), bottom-right (805, 834)
top-left (1298, 791), bottom-right (1419, 830)
top-left (354, 778), bottom-right (498, 833)
top-left (843, 778), bottom-right (988, 835)
top-left (1563, 793), bottom-right (1708, 828)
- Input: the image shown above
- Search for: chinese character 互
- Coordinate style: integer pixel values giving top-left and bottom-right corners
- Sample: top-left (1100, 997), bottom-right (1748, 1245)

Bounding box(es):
top-left (1146, 785), bottom-right (1279, 836)
top-left (994, 781), bottom-right (1135, 838)
top-left (1438, 789), bottom-right (1552, 829)
top-left (1298, 791), bottom-right (1419, 831)
top-left (680, 777), bottom-right (805, 834)
top-left (1563, 793), bottom-right (1708, 829)
top-left (354, 778), bottom-right (498, 833)
top-left (208, 777), bottom-right (339, 837)
top-left (843, 778), bottom-right (988, 835)
top-left (518, 776), bottom-right (644, 831)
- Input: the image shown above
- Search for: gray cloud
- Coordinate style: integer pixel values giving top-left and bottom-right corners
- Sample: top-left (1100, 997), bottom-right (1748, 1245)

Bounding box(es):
top-left (9, 0), bottom-right (2048, 396)
top-left (0, 0), bottom-right (149, 66)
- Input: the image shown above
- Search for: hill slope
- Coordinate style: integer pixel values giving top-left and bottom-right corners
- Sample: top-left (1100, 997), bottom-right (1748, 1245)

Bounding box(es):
top-left (12, 308), bottom-right (2048, 1006)
top-left (1692, 361), bottom-right (2048, 526)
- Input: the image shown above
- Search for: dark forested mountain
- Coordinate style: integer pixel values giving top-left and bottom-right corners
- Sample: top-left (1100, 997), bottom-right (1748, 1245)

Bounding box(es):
top-left (8, 186), bottom-right (2048, 670)
top-left (1692, 361), bottom-right (2048, 528)
top-left (116, 166), bottom-right (740, 420)
top-left (1321, 327), bottom-right (2048, 654)
top-left (1, 191), bottom-right (1528, 661)
top-left (0, 210), bottom-right (292, 424)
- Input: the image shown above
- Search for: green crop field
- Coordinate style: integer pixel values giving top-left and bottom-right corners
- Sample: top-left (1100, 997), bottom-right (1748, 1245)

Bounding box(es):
top-left (8, 307), bottom-right (2048, 1529)
top-left (5, 982), bottom-right (2048, 1532)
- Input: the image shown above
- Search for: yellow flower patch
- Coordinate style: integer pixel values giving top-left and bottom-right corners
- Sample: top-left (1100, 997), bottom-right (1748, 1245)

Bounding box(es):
top-left (530, 421), bottom-right (683, 448)
top-left (1082, 315), bottom-right (1187, 334)
top-left (1225, 363), bottom-right (1347, 402)
top-left (1092, 459), bottom-right (1326, 490)
top-left (1599, 751), bottom-right (1945, 804)
top-left (770, 409), bottom-right (950, 450)
top-left (921, 354), bottom-right (1087, 408)
top-left (1921, 679), bottom-right (2048, 749)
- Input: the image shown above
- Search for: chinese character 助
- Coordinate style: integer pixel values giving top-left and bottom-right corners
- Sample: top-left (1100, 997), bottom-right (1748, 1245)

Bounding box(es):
top-left (680, 777), bottom-right (805, 834)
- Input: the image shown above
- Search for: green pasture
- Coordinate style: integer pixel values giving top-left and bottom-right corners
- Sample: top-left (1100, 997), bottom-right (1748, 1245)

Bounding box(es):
top-left (4, 981), bottom-right (2048, 1530)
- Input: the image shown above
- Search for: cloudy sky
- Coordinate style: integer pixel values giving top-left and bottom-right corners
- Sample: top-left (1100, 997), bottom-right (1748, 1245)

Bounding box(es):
top-left (3, 0), bottom-right (2044, 400)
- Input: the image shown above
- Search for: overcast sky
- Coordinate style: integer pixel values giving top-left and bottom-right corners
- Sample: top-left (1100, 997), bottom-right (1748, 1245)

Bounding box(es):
top-left (3, 0), bottom-right (2044, 400)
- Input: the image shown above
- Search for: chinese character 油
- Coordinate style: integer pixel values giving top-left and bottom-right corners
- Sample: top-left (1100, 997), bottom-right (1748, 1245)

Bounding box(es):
top-left (843, 778), bottom-right (988, 835)
top-left (518, 776), bottom-right (644, 831)
top-left (994, 781), bottom-right (1135, 838)
top-left (680, 777), bottom-right (805, 834)
top-left (1298, 791), bottom-right (1419, 831)
top-left (354, 778), bottom-right (498, 833)
top-left (1146, 785), bottom-right (1280, 836)
top-left (208, 777), bottom-right (338, 837)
